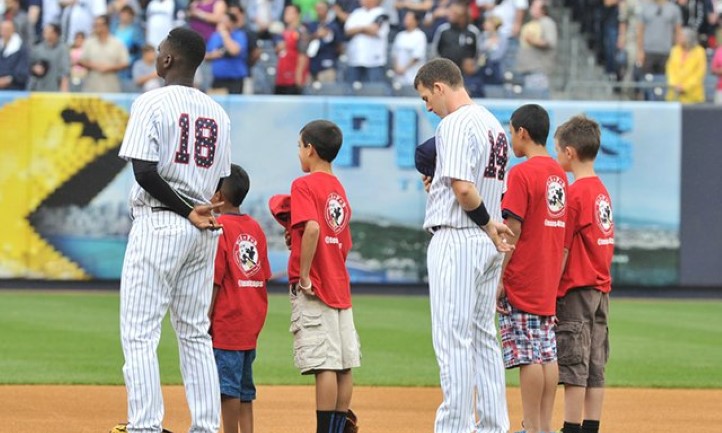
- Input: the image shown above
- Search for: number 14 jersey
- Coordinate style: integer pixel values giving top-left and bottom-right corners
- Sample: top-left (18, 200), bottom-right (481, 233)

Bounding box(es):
top-left (119, 85), bottom-right (232, 209)
top-left (423, 104), bottom-right (508, 230)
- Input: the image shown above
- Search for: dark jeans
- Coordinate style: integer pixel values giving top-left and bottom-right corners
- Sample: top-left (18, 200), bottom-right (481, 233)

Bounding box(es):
top-left (642, 52), bottom-right (669, 75)
top-left (212, 78), bottom-right (244, 94)
top-left (602, 20), bottom-right (619, 75)
top-left (274, 84), bottom-right (301, 95)
top-left (346, 66), bottom-right (385, 83)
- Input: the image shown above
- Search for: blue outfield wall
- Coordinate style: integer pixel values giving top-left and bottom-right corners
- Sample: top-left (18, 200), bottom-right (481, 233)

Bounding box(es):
top-left (0, 92), bottom-right (689, 286)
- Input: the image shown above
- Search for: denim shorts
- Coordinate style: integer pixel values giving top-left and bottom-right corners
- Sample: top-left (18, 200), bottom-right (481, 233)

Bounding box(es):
top-left (214, 348), bottom-right (257, 401)
top-left (498, 297), bottom-right (557, 369)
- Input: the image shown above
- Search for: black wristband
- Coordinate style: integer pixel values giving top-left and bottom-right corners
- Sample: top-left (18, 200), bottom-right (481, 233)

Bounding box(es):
top-left (465, 202), bottom-right (491, 227)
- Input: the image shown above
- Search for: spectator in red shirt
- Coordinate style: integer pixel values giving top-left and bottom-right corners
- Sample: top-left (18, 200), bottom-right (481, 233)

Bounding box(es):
top-left (288, 120), bottom-right (360, 433)
top-left (553, 116), bottom-right (614, 433)
top-left (274, 4), bottom-right (309, 94)
top-left (209, 164), bottom-right (271, 433)
top-left (497, 104), bottom-right (567, 433)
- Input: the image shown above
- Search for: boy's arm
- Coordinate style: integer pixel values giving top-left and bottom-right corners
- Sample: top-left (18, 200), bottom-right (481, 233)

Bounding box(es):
top-left (209, 283), bottom-right (220, 324)
top-left (561, 248), bottom-right (569, 274)
top-left (496, 216), bottom-right (522, 313)
top-left (298, 220), bottom-right (320, 295)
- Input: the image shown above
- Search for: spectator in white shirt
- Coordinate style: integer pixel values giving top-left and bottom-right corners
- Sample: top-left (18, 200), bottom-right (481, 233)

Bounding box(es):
top-left (391, 10), bottom-right (427, 85)
top-left (345, 0), bottom-right (390, 82)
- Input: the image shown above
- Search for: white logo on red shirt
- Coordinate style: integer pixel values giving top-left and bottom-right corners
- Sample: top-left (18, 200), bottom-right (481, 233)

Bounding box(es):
top-left (546, 175), bottom-right (566, 218)
top-left (595, 194), bottom-right (614, 235)
top-left (233, 234), bottom-right (261, 277)
top-left (325, 193), bottom-right (348, 234)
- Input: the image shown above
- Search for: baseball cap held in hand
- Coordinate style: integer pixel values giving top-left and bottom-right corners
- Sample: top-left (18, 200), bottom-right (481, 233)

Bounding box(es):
top-left (268, 194), bottom-right (291, 230)
top-left (415, 137), bottom-right (436, 177)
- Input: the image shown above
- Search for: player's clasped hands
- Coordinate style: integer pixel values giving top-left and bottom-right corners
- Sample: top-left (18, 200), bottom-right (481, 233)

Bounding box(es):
top-left (189, 202), bottom-right (225, 230)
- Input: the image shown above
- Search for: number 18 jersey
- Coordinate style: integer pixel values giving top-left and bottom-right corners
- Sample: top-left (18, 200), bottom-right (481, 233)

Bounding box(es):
top-left (423, 104), bottom-right (508, 230)
top-left (119, 85), bottom-right (232, 209)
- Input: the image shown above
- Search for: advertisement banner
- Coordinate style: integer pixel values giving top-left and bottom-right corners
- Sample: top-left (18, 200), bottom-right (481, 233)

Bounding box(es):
top-left (0, 93), bottom-right (681, 285)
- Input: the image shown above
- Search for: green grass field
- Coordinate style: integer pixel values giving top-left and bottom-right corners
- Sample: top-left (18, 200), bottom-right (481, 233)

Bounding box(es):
top-left (0, 291), bottom-right (720, 388)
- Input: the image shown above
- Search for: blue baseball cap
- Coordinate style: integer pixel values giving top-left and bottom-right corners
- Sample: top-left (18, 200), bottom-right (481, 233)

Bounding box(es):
top-left (414, 137), bottom-right (436, 177)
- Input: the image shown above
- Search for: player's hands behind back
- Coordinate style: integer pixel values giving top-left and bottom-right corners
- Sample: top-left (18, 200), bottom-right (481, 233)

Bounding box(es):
top-left (189, 202), bottom-right (224, 230)
top-left (482, 221), bottom-right (514, 253)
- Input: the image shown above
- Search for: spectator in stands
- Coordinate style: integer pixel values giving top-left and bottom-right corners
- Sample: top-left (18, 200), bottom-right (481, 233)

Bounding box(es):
top-left (636, 0), bottom-right (682, 75)
top-left (108, 0), bottom-right (141, 20)
top-left (294, 0), bottom-right (321, 22)
top-left (247, 0), bottom-right (285, 38)
top-left (461, 56), bottom-right (485, 97)
top-left (666, 26), bottom-right (707, 102)
top-left (132, 43), bottom-right (163, 92)
top-left (112, 5), bottom-right (144, 89)
top-left (206, 12), bottom-right (249, 94)
top-left (345, 0), bottom-right (390, 83)
top-left (711, 41), bottom-right (722, 103)
top-left (515, 0), bottom-right (556, 92)
top-left (391, 10), bottom-right (427, 86)
top-left (600, 0), bottom-right (623, 80)
top-left (59, 0), bottom-right (107, 45)
top-left (78, 15), bottom-right (129, 93)
top-left (0, 19), bottom-right (29, 90)
top-left (188, 0), bottom-right (228, 41)
top-left (3, 0), bottom-right (32, 45)
top-left (675, 0), bottom-right (717, 46)
top-left (395, 0), bottom-right (433, 31)
top-left (306, 1), bottom-right (341, 83)
top-left (230, 3), bottom-right (261, 93)
top-left (480, 14), bottom-right (506, 84)
top-left (478, 0), bottom-right (528, 39)
top-left (332, 0), bottom-right (360, 27)
top-left (29, 23), bottom-right (70, 91)
top-left (24, 0), bottom-right (42, 41)
top-left (423, 0), bottom-right (451, 41)
top-left (145, 0), bottom-right (176, 48)
top-left (274, 4), bottom-right (308, 94)
top-left (69, 31), bottom-right (87, 91)
top-left (431, 1), bottom-right (481, 69)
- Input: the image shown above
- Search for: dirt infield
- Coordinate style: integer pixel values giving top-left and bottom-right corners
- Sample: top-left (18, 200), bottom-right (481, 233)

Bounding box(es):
top-left (1, 385), bottom-right (718, 433)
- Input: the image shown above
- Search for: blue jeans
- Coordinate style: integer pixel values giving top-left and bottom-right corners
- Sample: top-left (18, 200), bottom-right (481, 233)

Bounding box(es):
top-left (603, 20), bottom-right (619, 75)
top-left (346, 66), bottom-right (386, 83)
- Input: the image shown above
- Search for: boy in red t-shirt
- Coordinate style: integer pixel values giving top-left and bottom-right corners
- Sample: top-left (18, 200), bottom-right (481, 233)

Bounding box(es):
top-left (209, 164), bottom-right (271, 433)
top-left (553, 116), bottom-right (614, 433)
top-left (288, 119), bottom-right (360, 433)
top-left (497, 104), bottom-right (567, 433)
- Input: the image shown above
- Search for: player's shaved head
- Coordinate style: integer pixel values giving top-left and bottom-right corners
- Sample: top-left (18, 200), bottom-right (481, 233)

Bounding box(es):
top-left (414, 58), bottom-right (464, 91)
top-left (510, 104), bottom-right (550, 146)
top-left (219, 164), bottom-right (250, 207)
top-left (555, 115), bottom-right (601, 161)
top-left (300, 120), bottom-right (343, 163)
top-left (165, 27), bottom-right (206, 71)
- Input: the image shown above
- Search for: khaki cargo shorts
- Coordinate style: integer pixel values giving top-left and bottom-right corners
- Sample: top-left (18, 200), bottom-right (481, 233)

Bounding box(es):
top-left (289, 286), bottom-right (361, 374)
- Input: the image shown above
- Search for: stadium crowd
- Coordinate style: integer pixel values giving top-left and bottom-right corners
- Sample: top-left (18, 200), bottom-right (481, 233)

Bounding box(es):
top-left (0, 0), bottom-right (721, 101)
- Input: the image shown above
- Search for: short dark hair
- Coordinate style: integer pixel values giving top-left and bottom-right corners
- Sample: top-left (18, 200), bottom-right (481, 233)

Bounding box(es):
top-left (414, 58), bottom-right (464, 91)
top-left (166, 27), bottom-right (206, 71)
top-left (300, 120), bottom-right (343, 163)
top-left (120, 5), bottom-right (135, 15)
top-left (554, 115), bottom-right (601, 161)
top-left (226, 12), bottom-right (238, 24)
top-left (219, 164), bottom-right (250, 207)
top-left (510, 104), bottom-right (550, 146)
top-left (95, 14), bottom-right (110, 26)
top-left (46, 23), bottom-right (61, 37)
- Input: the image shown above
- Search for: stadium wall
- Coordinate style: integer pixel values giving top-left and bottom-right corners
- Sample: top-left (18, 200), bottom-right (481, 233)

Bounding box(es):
top-left (0, 92), bottom-right (705, 287)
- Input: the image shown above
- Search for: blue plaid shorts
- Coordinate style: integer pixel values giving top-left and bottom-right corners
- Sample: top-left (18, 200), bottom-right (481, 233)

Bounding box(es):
top-left (498, 297), bottom-right (557, 369)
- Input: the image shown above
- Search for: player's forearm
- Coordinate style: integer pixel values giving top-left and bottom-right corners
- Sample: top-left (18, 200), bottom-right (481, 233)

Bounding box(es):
top-left (299, 220), bottom-right (320, 280)
top-left (451, 179), bottom-right (482, 210)
top-left (132, 159), bottom-right (193, 217)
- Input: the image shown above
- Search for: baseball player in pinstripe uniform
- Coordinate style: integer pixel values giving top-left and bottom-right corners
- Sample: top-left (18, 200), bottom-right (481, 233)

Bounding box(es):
top-left (117, 27), bottom-right (231, 433)
top-left (414, 57), bottom-right (513, 433)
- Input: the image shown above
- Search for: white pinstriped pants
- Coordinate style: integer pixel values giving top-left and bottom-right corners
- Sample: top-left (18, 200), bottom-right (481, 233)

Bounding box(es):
top-left (427, 227), bottom-right (509, 433)
top-left (120, 209), bottom-right (221, 433)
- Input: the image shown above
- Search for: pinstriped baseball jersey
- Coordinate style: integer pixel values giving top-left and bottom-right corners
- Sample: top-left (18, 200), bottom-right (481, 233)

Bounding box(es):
top-left (119, 85), bottom-right (232, 208)
top-left (423, 104), bottom-right (508, 230)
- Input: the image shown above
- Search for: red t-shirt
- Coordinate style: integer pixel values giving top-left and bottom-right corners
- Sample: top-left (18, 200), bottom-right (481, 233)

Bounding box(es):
top-left (288, 172), bottom-right (353, 309)
top-left (211, 214), bottom-right (271, 350)
top-left (558, 177), bottom-right (614, 297)
top-left (502, 156), bottom-right (567, 316)
top-left (275, 27), bottom-right (308, 86)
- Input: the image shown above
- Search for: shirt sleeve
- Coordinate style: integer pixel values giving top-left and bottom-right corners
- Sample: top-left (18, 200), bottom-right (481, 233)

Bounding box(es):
top-left (214, 228), bottom-right (228, 286)
top-left (207, 33), bottom-right (221, 51)
top-left (437, 120), bottom-right (477, 183)
top-left (118, 97), bottom-right (160, 162)
top-left (291, 179), bottom-right (318, 227)
top-left (501, 165), bottom-right (528, 222)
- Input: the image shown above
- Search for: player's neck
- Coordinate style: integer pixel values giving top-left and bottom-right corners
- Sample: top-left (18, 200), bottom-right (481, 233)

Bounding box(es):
top-left (524, 143), bottom-right (549, 158)
top-left (570, 161), bottom-right (596, 180)
top-left (446, 90), bottom-right (473, 114)
top-left (163, 71), bottom-right (195, 88)
top-left (308, 159), bottom-right (333, 175)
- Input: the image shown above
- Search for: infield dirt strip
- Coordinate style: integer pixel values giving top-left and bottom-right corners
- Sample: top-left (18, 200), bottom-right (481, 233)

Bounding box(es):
top-left (0, 386), bottom-right (718, 433)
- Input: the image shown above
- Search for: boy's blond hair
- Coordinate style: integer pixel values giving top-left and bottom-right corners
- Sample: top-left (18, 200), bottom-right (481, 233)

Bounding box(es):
top-left (554, 115), bottom-right (601, 161)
